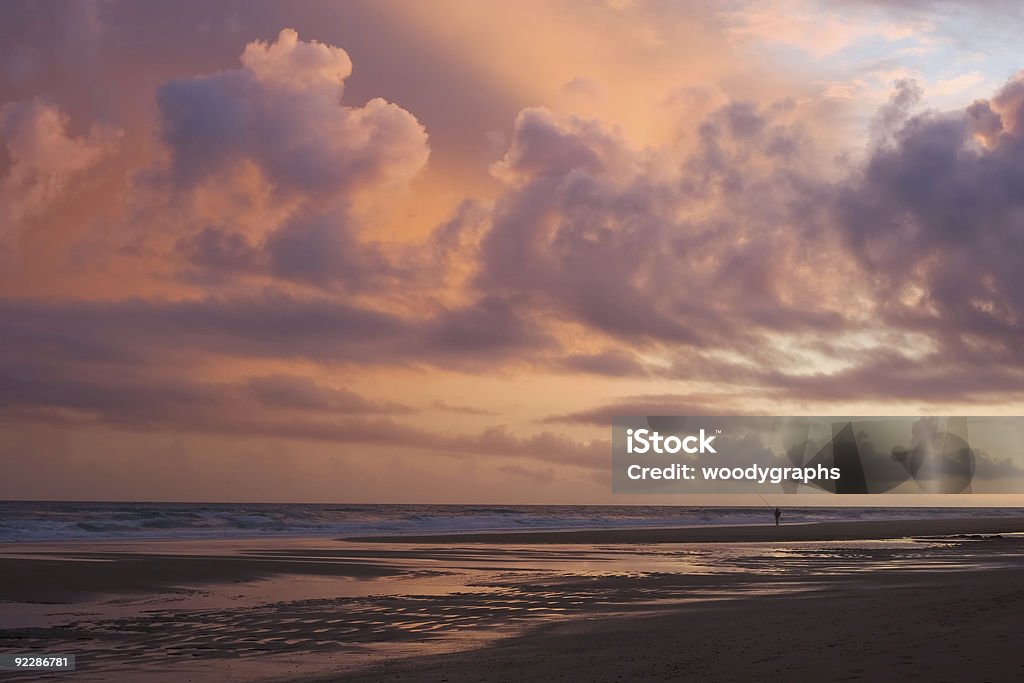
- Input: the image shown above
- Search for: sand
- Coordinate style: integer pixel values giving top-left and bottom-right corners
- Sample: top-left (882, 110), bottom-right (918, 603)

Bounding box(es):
top-left (0, 548), bottom-right (400, 603)
top-left (2, 518), bottom-right (1024, 681)
top-left (335, 563), bottom-right (1024, 682)
top-left (350, 515), bottom-right (1024, 544)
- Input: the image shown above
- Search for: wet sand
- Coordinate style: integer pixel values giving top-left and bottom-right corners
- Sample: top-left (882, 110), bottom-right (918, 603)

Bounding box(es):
top-left (1, 519), bottom-right (1023, 681)
top-left (351, 515), bottom-right (1024, 544)
top-left (0, 548), bottom-right (400, 603)
top-left (336, 561), bottom-right (1024, 682)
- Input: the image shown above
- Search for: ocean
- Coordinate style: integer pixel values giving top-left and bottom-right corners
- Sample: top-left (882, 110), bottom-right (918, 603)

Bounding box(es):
top-left (0, 502), bottom-right (1022, 543)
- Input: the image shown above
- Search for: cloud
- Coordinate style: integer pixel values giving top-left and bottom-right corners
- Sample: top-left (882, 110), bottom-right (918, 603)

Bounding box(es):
top-left (157, 28), bottom-right (427, 196)
top-left (263, 210), bottom-right (399, 288)
top-left (8, 17), bottom-right (1024, 493)
top-left (175, 214), bottom-right (401, 290)
top-left (754, 351), bottom-right (1024, 403)
top-left (476, 103), bottom-right (847, 350)
top-left (243, 374), bottom-right (411, 414)
top-left (155, 28), bottom-right (429, 289)
top-left (557, 350), bottom-right (649, 377)
top-left (422, 295), bottom-right (552, 356)
top-left (931, 71), bottom-right (986, 98)
top-left (836, 73), bottom-right (1024, 372)
top-left (175, 226), bottom-right (263, 275)
top-left (0, 353), bottom-right (606, 471)
top-left (497, 463), bottom-right (558, 484)
top-left (0, 98), bottom-right (118, 252)
top-left (461, 75), bottom-right (1024, 403)
top-left (719, 0), bottom-right (926, 59)
top-left (431, 400), bottom-right (497, 416)
top-left (0, 287), bottom-right (554, 378)
top-left (9, 66), bottom-right (1024, 426)
top-left (546, 392), bottom-right (762, 426)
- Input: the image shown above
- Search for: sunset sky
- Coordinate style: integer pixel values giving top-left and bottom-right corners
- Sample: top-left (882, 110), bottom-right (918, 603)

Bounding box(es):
top-left (2, 0), bottom-right (1024, 503)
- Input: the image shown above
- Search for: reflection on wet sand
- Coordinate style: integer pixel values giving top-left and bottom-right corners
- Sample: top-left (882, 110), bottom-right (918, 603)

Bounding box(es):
top-left (2, 535), bottom-right (1024, 681)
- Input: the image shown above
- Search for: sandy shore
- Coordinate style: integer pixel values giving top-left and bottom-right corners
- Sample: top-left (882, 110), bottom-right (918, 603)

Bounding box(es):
top-left (335, 557), bottom-right (1024, 682)
top-left (349, 515), bottom-right (1024, 544)
top-left (2, 519), bottom-right (1024, 681)
top-left (0, 546), bottom-right (400, 603)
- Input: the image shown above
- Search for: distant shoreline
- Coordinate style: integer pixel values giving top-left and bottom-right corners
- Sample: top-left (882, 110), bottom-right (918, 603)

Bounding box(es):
top-left (4, 502), bottom-right (1024, 544)
top-left (349, 516), bottom-right (1024, 544)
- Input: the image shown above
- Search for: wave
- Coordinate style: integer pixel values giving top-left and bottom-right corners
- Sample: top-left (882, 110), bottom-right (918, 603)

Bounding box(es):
top-left (0, 501), bottom-right (1020, 543)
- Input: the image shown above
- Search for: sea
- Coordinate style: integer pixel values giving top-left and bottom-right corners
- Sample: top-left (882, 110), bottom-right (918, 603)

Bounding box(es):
top-left (0, 502), bottom-right (1022, 543)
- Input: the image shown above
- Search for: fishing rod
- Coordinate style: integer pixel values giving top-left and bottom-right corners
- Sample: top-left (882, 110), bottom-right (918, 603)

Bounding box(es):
top-left (761, 494), bottom-right (782, 526)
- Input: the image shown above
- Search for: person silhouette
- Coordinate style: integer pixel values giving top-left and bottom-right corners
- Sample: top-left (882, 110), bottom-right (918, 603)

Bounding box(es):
top-left (774, 507), bottom-right (781, 526)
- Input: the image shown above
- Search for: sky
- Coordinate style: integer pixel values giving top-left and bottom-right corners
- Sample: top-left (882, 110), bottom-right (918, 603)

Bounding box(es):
top-left (2, 0), bottom-right (1024, 503)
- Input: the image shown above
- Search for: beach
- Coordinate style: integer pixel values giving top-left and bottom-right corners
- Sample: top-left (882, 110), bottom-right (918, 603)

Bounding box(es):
top-left (2, 515), bottom-right (1024, 681)
top-left (350, 515), bottom-right (1024, 544)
